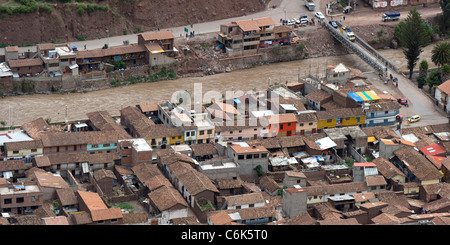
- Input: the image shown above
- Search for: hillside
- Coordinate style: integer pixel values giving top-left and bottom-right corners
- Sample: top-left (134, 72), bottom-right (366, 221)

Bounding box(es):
top-left (0, 0), bottom-right (266, 46)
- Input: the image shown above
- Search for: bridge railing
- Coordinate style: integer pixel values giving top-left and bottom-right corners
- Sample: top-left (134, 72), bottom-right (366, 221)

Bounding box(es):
top-left (327, 21), bottom-right (399, 73)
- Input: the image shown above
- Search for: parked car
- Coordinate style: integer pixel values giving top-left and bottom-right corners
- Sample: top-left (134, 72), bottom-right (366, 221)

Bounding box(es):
top-left (408, 115), bottom-right (421, 123)
top-left (292, 18), bottom-right (300, 24)
top-left (300, 15), bottom-right (308, 24)
top-left (397, 98), bottom-right (408, 106)
top-left (329, 20), bottom-right (338, 28)
top-left (315, 12), bottom-right (325, 20)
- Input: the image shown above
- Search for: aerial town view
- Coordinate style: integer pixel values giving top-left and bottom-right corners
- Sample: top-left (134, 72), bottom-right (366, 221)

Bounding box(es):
top-left (0, 0), bottom-right (449, 234)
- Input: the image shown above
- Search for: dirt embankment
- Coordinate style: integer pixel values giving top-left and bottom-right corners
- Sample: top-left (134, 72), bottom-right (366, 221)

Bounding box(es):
top-left (0, 0), bottom-right (266, 45)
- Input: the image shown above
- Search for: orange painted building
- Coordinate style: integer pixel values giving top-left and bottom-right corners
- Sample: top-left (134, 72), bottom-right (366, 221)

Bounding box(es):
top-left (267, 113), bottom-right (297, 137)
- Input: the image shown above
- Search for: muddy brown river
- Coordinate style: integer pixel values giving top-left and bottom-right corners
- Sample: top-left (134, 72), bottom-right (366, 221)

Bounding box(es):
top-left (0, 45), bottom-right (440, 126)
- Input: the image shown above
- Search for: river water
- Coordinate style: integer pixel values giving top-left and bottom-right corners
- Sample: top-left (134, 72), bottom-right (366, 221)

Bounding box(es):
top-left (0, 45), bottom-right (438, 126)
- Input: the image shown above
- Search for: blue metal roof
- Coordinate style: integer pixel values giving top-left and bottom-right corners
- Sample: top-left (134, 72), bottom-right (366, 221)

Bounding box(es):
top-left (347, 92), bottom-right (364, 102)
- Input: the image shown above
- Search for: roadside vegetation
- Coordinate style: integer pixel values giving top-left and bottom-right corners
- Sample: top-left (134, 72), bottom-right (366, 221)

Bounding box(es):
top-left (0, 0), bottom-right (109, 18)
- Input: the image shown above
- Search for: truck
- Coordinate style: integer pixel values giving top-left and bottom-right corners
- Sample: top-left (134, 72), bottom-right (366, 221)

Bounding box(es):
top-left (382, 12), bottom-right (400, 22)
top-left (304, 0), bottom-right (315, 11)
top-left (340, 26), bottom-right (355, 42)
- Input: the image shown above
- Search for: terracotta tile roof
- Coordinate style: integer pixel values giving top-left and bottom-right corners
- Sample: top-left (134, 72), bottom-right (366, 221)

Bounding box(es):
top-left (91, 208), bottom-right (123, 222)
top-left (76, 44), bottom-right (146, 59)
top-left (5, 46), bottom-right (19, 52)
top-left (37, 43), bottom-right (56, 51)
top-left (317, 217), bottom-right (360, 225)
top-left (208, 210), bottom-right (233, 225)
top-left (177, 168), bottom-right (219, 195)
top-left (274, 25), bottom-right (294, 33)
top-left (277, 135), bottom-right (305, 148)
top-left (284, 211), bottom-right (316, 225)
top-left (365, 101), bottom-right (401, 113)
top-left (35, 171), bottom-right (69, 189)
top-left (4, 139), bottom-right (43, 151)
top-left (122, 212), bottom-right (149, 224)
top-left (351, 192), bottom-right (376, 203)
top-left (77, 190), bottom-right (123, 221)
top-left (437, 80), bottom-right (450, 95)
top-left (259, 176), bottom-right (280, 193)
top-left (303, 182), bottom-right (367, 196)
top-left (375, 191), bottom-right (411, 208)
top-left (190, 143), bottom-right (218, 157)
top-left (0, 160), bottom-right (27, 172)
top-left (267, 113), bottom-right (297, 124)
top-left (7, 58), bottom-right (43, 68)
top-left (305, 90), bottom-right (332, 102)
top-left (56, 188), bottom-right (78, 206)
top-left (365, 175), bottom-right (387, 187)
top-left (139, 30), bottom-right (175, 41)
top-left (40, 132), bottom-right (87, 147)
top-left (227, 206), bottom-right (277, 221)
top-left (137, 101), bottom-right (164, 113)
top-left (223, 192), bottom-right (265, 207)
top-left (393, 147), bottom-right (443, 181)
top-left (316, 107), bottom-right (365, 120)
top-left (147, 185), bottom-right (188, 211)
top-left (93, 168), bottom-right (116, 181)
top-left (70, 212), bottom-right (92, 224)
top-left (46, 152), bottom-right (119, 165)
top-left (170, 216), bottom-right (202, 225)
top-left (42, 216), bottom-right (70, 225)
top-left (215, 177), bottom-right (244, 189)
top-left (372, 157), bottom-right (406, 179)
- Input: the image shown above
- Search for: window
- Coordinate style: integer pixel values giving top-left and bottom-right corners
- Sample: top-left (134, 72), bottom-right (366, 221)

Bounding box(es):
top-left (13, 151), bottom-right (19, 154)
top-left (16, 197), bottom-right (24, 203)
top-left (288, 123), bottom-right (291, 126)
top-left (300, 123), bottom-right (304, 127)
top-left (261, 153), bottom-right (268, 158)
top-left (238, 155), bottom-right (244, 160)
top-left (327, 119), bottom-right (332, 123)
top-left (199, 130), bottom-right (205, 135)
top-left (207, 130), bottom-right (212, 134)
top-left (31, 196), bottom-right (36, 202)
top-left (31, 149), bottom-right (37, 153)
top-left (92, 144), bottom-right (98, 148)
top-left (4, 198), bottom-right (12, 204)
top-left (247, 154), bottom-right (253, 159)
top-left (103, 143), bottom-right (110, 147)
top-left (254, 154), bottom-right (259, 158)
top-left (178, 136), bottom-right (182, 139)
top-left (309, 123), bottom-right (313, 125)
top-left (280, 124), bottom-right (284, 130)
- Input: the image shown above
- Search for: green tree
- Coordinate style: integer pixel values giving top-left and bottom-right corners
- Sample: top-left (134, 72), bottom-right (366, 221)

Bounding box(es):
top-left (394, 8), bottom-right (431, 79)
top-left (419, 60), bottom-right (429, 78)
top-left (439, 0), bottom-right (450, 32)
top-left (431, 42), bottom-right (450, 67)
top-left (442, 63), bottom-right (450, 82)
top-left (426, 69), bottom-right (442, 92)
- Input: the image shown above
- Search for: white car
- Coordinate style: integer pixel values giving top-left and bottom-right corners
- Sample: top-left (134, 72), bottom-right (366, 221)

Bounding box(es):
top-left (315, 12), bottom-right (325, 20)
top-left (292, 18), bottom-right (300, 24)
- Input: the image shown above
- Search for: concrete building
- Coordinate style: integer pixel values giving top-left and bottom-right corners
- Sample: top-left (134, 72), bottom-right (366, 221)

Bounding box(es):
top-left (435, 80), bottom-right (450, 114)
top-left (282, 187), bottom-right (307, 218)
top-left (225, 142), bottom-right (269, 181)
top-left (117, 138), bottom-right (152, 168)
top-left (0, 181), bottom-right (43, 215)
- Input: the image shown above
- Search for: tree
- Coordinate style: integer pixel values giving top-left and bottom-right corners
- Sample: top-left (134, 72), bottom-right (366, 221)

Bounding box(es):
top-left (442, 63), bottom-right (450, 82)
top-left (439, 0), bottom-right (450, 33)
top-left (426, 69), bottom-right (442, 93)
top-left (394, 8), bottom-right (431, 79)
top-left (419, 60), bottom-right (429, 78)
top-left (431, 42), bottom-right (450, 67)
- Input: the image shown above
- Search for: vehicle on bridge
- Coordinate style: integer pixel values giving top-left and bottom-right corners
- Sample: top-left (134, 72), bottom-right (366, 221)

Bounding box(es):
top-left (329, 21), bottom-right (338, 28)
top-left (340, 26), bottom-right (355, 42)
top-left (382, 12), bottom-right (400, 22)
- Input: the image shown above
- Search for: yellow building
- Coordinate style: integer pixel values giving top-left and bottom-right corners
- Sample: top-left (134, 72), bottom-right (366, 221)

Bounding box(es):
top-left (4, 140), bottom-right (43, 163)
top-left (143, 124), bottom-right (184, 149)
top-left (316, 108), bottom-right (366, 131)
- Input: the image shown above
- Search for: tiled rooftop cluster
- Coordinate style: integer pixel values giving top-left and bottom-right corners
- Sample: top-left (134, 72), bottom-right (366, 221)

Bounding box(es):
top-left (0, 63), bottom-right (449, 225)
